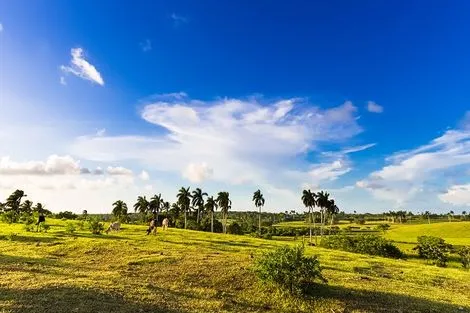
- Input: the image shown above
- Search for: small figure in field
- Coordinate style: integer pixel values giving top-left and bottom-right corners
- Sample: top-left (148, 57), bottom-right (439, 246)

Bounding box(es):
top-left (146, 217), bottom-right (158, 235)
top-left (106, 221), bottom-right (121, 234)
top-left (162, 218), bottom-right (169, 230)
top-left (36, 213), bottom-right (45, 232)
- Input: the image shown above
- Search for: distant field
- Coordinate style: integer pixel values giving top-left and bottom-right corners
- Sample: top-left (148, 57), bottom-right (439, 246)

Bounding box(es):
top-left (0, 219), bottom-right (469, 313)
top-left (384, 221), bottom-right (470, 245)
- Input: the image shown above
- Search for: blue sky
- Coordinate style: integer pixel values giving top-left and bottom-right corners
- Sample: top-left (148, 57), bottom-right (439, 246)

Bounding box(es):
top-left (1, 0), bottom-right (470, 213)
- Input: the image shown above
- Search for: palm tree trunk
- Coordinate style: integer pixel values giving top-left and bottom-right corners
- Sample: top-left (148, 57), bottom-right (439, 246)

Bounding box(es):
top-left (184, 209), bottom-right (187, 229)
top-left (197, 207), bottom-right (200, 224)
top-left (258, 206), bottom-right (261, 235)
top-left (313, 210), bottom-right (317, 245)
top-left (308, 208), bottom-right (312, 243)
top-left (211, 211), bottom-right (214, 233)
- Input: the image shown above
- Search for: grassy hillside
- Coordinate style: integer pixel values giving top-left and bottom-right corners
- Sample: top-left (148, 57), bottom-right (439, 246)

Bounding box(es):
top-left (1, 219), bottom-right (469, 313)
top-left (384, 222), bottom-right (470, 245)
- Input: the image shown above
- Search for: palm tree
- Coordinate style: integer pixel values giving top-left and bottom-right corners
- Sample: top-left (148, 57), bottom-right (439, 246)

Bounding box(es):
top-left (112, 200), bottom-right (128, 221)
top-left (448, 210), bottom-right (454, 222)
top-left (327, 199), bottom-right (339, 226)
top-left (204, 196), bottom-right (218, 232)
top-left (20, 200), bottom-right (34, 215)
top-left (177, 187), bottom-right (191, 229)
top-left (150, 194), bottom-right (163, 223)
top-left (170, 202), bottom-right (180, 219)
top-left (423, 211), bottom-right (431, 224)
top-left (316, 191), bottom-right (330, 239)
top-left (216, 191), bottom-right (231, 234)
top-left (34, 203), bottom-right (45, 214)
top-left (191, 188), bottom-right (207, 224)
top-left (252, 190), bottom-right (265, 235)
top-left (5, 189), bottom-right (27, 222)
top-left (162, 201), bottom-right (170, 217)
top-left (301, 189), bottom-right (317, 244)
top-left (133, 196), bottom-right (149, 217)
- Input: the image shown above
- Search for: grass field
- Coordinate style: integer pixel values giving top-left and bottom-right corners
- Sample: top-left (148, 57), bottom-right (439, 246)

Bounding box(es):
top-left (1, 219), bottom-right (469, 313)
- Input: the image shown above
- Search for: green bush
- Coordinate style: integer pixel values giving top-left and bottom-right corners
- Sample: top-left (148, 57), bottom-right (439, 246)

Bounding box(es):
top-left (414, 236), bottom-right (452, 267)
top-left (65, 222), bottom-right (76, 234)
top-left (38, 222), bottom-right (50, 232)
top-left (87, 218), bottom-right (105, 235)
top-left (457, 246), bottom-right (470, 269)
top-left (200, 217), bottom-right (223, 233)
top-left (320, 234), bottom-right (403, 259)
top-left (375, 224), bottom-right (390, 232)
top-left (254, 245), bottom-right (326, 295)
top-left (23, 223), bottom-right (35, 232)
top-left (227, 222), bottom-right (244, 235)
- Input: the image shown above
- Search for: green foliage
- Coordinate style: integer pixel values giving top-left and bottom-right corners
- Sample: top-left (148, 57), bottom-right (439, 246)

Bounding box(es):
top-left (87, 218), bottom-right (105, 235)
top-left (457, 246), bottom-right (470, 269)
top-left (320, 234), bottom-right (403, 259)
top-left (200, 217), bottom-right (223, 233)
top-left (55, 211), bottom-right (78, 220)
top-left (65, 222), bottom-right (76, 234)
top-left (0, 211), bottom-right (16, 223)
top-left (375, 224), bottom-right (391, 232)
top-left (414, 236), bottom-right (452, 267)
top-left (254, 245), bottom-right (326, 295)
top-left (38, 222), bottom-right (50, 232)
top-left (227, 222), bottom-right (243, 235)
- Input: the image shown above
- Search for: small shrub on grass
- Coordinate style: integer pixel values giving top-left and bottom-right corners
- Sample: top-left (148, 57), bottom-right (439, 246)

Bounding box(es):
top-left (227, 222), bottom-right (244, 235)
top-left (375, 224), bottom-right (390, 232)
top-left (254, 245), bottom-right (327, 295)
top-left (414, 236), bottom-right (452, 267)
top-left (23, 223), bottom-right (35, 232)
top-left (65, 222), bottom-right (76, 234)
top-left (87, 218), bottom-right (105, 235)
top-left (320, 234), bottom-right (403, 259)
top-left (77, 220), bottom-right (85, 231)
top-left (457, 246), bottom-right (470, 269)
top-left (38, 222), bottom-right (50, 232)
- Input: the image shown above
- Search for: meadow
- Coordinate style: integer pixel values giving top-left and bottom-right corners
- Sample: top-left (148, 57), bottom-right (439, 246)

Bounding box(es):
top-left (1, 219), bottom-right (469, 313)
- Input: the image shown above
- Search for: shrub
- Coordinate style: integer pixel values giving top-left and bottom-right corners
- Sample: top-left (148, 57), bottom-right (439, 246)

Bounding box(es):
top-left (55, 211), bottom-right (78, 220)
top-left (320, 234), bottom-right (403, 259)
top-left (38, 222), bottom-right (50, 232)
top-left (23, 223), bottom-right (35, 232)
top-left (375, 224), bottom-right (390, 232)
top-left (254, 245), bottom-right (326, 295)
top-left (77, 220), bottom-right (85, 231)
top-left (414, 236), bottom-right (452, 267)
top-left (87, 218), bottom-right (105, 235)
top-left (227, 222), bottom-right (244, 235)
top-left (65, 222), bottom-right (76, 234)
top-left (200, 217), bottom-right (223, 233)
top-left (457, 246), bottom-right (470, 269)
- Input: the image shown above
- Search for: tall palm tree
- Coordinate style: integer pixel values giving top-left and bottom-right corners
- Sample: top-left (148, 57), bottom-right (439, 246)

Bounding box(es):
top-left (177, 187), bottom-right (191, 229)
top-left (327, 199), bottom-right (339, 226)
top-left (170, 202), bottom-right (180, 219)
top-left (133, 196), bottom-right (149, 217)
top-left (424, 211), bottom-right (431, 224)
top-left (252, 190), bottom-right (265, 235)
top-left (162, 201), bottom-right (170, 217)
top-left (20, 200), bottom-right (34, 215)
top-left (448, 210), bottom-right (454, 222)
top-left (191, 188), bottom-right (207, 224)
top-left (301, 189), bottom-right (317, 243)
top-left (216, 191), bottom-right (231, 234)
top-left (5, 189), bottom-right (27, 223)
top-left (204, 196), bottom-right (218, 233)
top-left (150, 194), bottom-right (163, 223)
top-left (112, 200), bottom-right (128, 221)
top-left (316, 191), bottom-right (330, 239)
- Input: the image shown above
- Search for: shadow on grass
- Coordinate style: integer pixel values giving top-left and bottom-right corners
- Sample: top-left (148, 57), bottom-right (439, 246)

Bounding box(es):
top-left (309, 284), bottom-right (468, 313)
top-left (0, 286), bottom-right (185, 313)
top-left (0, 254), bottom-right (60, 266)
top-left (0, 234), bottom-right (61, 244)
top-left (54, 232), bottom-right (130, 241)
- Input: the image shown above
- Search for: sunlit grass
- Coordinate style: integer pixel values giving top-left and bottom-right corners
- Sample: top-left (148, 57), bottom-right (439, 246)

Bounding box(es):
top-left (0, 219), bottom-right (469, 312)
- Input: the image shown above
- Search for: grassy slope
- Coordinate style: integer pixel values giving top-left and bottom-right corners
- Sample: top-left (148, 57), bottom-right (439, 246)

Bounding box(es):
top-left (0, 219), bottom-right (469, 313)
top-left (384, 222), bottom-right (470, 245)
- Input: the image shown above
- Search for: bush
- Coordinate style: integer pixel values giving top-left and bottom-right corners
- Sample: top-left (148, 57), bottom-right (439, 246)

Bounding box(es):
top-left (375, 224), bottom-right (390, 232)
top-left (254, 245), bottom-right (327, 295)
top-left (457, 246), bottom-right (470, 269)
top-left (414, 236), bottom-right (452, 267)
top-left (87, 218), bottom-right (105, 235)
top-left (200, 217), bottom-right (223, 233)
top-left (320, 234), bottom-right (403, 259)
top-left (55, 211), bottom-right (78, 220)
top-left (38, 222), bottom-right (50, 232)
top-left (227, 222), bottom-right (244, 235)
top-left (23, 223), bottom-right (35, 232)
top-left (65, 222), bottom-right (76, 234)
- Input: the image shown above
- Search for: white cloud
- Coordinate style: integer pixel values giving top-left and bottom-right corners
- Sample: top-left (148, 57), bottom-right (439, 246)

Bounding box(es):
top-left (70, 94), bottom-right (362, 191)
top-left (183, 162), bottom-right (213, 183)
top-left (93, 167), bottom-right (104, 175)
top-left (439, 184), bottom-right (470, 206)
top-left (357, 128), bottom-right (470, 206)
top-left (96, 128), bottom-right (106, 136)
top-left (367, 101), bottom-right (383, 113)
top-left (139, 170), bottom-right (150, 181)
top-left (60, 76), bottom-right (66, 85)
top-left (60, 47), bottom-right (104, 86)
top-left (0, 155), bottom-right (80, 175)
top-left (106, 166), bottom-right (133, 176)
top-left (140, 39), bottom-right (152, 52)
top-left (308, 159), bottom-right (351, 183)
top-left (0, 23), bottom-right (3, 32)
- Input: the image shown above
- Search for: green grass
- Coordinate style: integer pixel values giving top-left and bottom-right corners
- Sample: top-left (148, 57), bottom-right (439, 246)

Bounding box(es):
top-left (0, 219), bottom-right (469, 313)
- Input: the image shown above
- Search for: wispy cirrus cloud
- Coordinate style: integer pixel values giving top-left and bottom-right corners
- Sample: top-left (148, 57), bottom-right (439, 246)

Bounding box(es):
top-left (60, 48), bottom-right (104, 86)
top-left (171, 13), bottom-right (188, 26)
top-left (140, 39), bottom-right (152, 52)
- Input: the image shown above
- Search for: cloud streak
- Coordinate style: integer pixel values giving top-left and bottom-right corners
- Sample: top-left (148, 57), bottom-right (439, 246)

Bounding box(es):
top-left (60, 48), bottom-right (104, 86)
top-left (367, 101), bottom-right (383, 113)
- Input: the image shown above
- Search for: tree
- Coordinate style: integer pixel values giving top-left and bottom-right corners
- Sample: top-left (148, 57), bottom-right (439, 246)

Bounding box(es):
top-left (4, 189), bottom-right (27, 223)
top-left (20, 200), bottom-right (34, 215)
top-left (133, 196), bottom-right (149, 216)
top-left (204, 196), bottom-right (218, 233)
top-left (177, 187), bottom-right (191, 229)
top-left (327, 199), bottom-right (339, 226)
top-left (170, 202), bottom-right (180, 219)
top-left (82, 209), bottom-right (88, 220)
top-left (301, 189), bottom-right (317, 244)
top-left (423, 211), bottom-right (431, 224)
top-left (448, 211), bottom-right (454, 222)
top-left (316, 191), bottom-right (330, 239)
top-left (216, 191), bottom-right (231, 234)
top-left (252, 190), bottom-right (265, 235)
top-left (162, 201), bottom-right (170, 217)
top-left (150, 194), bottom-right (163, 223)
top-left (112, 200), bottom-right (128, 221)
top-left (191, 188), bottom-right (207, 224)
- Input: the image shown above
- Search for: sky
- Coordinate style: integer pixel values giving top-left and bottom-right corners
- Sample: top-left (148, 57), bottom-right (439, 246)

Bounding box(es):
top-left (1, 0), bottom-right (470, 214)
